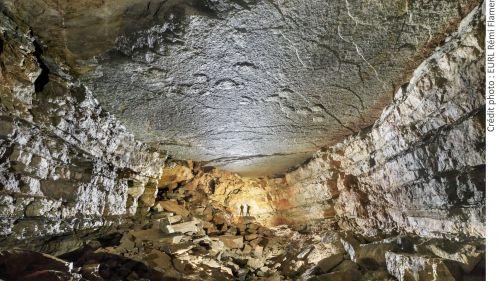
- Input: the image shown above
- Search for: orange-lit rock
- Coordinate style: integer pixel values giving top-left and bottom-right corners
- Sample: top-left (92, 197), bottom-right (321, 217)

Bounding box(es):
top-left (158, 161), bottom-right (194, 190)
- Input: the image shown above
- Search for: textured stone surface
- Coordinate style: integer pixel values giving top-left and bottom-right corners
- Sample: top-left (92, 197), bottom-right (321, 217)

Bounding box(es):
top-left (0, 11), bottom-right (165, 253)
top-left (215, 4), bottom-right (485, 239)
top-left (0, 250), bottom-right (83, 280)
top-left (0, 1), bottom-right (487, 279)
top-left (414, 239), bottom-right (485, 274)
top-left (0, 0), bottom-right (480, 175)
top-left (385, 252), bottom-right (460, 281)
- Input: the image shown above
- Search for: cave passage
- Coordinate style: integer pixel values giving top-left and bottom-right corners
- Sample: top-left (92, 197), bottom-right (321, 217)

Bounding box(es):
top-left (0, 1), bottom-right (486, 281)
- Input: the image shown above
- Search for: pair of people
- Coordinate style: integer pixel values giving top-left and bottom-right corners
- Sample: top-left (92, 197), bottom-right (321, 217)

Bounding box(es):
top-left (239, 203), bottom-right (251, 216)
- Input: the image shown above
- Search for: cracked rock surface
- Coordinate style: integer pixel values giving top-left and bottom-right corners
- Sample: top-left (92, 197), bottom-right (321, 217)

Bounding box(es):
top-left (0, 1), bottom-right (487, 280)
top-left (166, 4), bottom-right (485, 240)
top-left (0, 11), bottom-right (165, 253)
top-left (265, 5), bottom-right (485, 239)
top-left (0, 0), bottom-right (480, 175)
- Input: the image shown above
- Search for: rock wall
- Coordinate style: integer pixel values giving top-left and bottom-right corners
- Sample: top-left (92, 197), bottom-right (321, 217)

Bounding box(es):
top-left (264, 4), bottom-right (485, 239)
top-left (0, 12), bottom-right (165, 254)
top-left (0, 0), bottom-right (486, 260)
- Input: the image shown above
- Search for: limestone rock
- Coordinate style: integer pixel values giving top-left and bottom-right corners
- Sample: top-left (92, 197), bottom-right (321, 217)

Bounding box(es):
top-left (143, 249), bottom-right (180, 278)
top-left (0, 10), bottom-right (165, 253)
top-left (1, 0), bottom-right (480, 176)
top-left (316, 253), bottom-right (345, 274)
top-left (158, 162), bottom-right (194, 190)
top-left (245, 233), bottom-right (259, 241)
top-left (355, 242), bottom-right (398, 269)
top-left (207, 4), bottom-right (486, 240)
top-left (0, 2), bottom-right (487, 281)
top-left (0, 250), bottom-right (80, 280)
top-left (158, 235), bottom-right (186, 245)
top-left (158, 201), bottom-right (190, 217)
top-left (218, 235), bottom-right (244, 250)
top-left (166, 215), bottom-right (183, 224)
top-left (414, 240), bottom-right (484, 274)
top-left (161, 220), bottom-right (200, 234)
top-left (385, 252), bottom-right (461, 281)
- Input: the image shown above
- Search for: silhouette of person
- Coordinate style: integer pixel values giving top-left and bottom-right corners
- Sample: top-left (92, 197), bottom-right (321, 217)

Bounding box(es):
top-left (242, 204), bottom-right (248, 217)
top-left (239, 204), bottom-right (244, 216)
top-left (246, 205), bottom-right (251, 216)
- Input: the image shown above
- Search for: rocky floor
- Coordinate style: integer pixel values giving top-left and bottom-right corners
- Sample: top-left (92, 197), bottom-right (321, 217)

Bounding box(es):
top-left (0, 176), bottom-right (486, 281)
top-left (0, 220), bottom-right (486, 281)
top-left (0, 2), bottom-right (486, 281)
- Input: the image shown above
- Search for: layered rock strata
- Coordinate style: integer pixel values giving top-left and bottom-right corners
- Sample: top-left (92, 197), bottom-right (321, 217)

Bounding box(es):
top-left (0, 0), bottom-right (481, 175)
top-left (0, 12), bottom-right (165, 254)
top-left (0, 1), bottom-right (487, 281)
top-left (211, 4), bottom-right (485, 239)
top-left (0, 180), bottom-right (485, 281)
top-left (148, 3), bottom-right (486, 240)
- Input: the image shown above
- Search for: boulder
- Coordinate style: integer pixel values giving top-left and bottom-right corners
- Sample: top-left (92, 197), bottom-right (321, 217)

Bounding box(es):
top-left (245, 233), bottom-right (259, 241)
top-left (158, 235), bottom-right (186, 245)
top-left (247, 257), bottom-right (266, 269)
top-left (202, 221), bottom-right (218, 235)
top-left (298, 245), bottom-right (314, 259)
top-left (143, 250), bottom-right (182, 279)
top-left (218, 235), bottom-right (244, 249)
top-left (166, 215), bottom-right (183, 224)
top-left (339, 234), bottom-right (361, 261)
top-left (158, 163), bottom-right (194, 190)
top-left (317, 253), bottom-right (345, 274)
top-left (213, 212), bottom-right (228, 225)
top-left (153, 215), bottom-right (183, 230)
top-left (242, 244), bottom-right (252, 254)
top-left (209, 239), bottom-right (226, 254)
top-left (385, 252), bottom-right (461, 281)
top-left (304, 260), bottom-right (361, 281)
top-left (334, 260), bottom-right (359, 272)
top-left (202, 207), bottom-right (214, 222)
top-left (0, 250), bottom-right (78, 281)
top-left (415, 240), bottom-right (484, 274)
top-left (160, 220), bottom-right (200, 234)
top-left (249, 238), bottom-right (262, 247)
top-left (253, 245), bottom-right (264, 257)
top-left (227, 227), bottom-right (238, 235)
top-left (356, 242), bottom-right (398, 269)
top-left (158, 201), bottom-right (190, 217)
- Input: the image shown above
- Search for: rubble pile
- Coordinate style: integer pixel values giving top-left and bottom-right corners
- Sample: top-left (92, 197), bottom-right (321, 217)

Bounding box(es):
top-left (0, 2), bottom-right (487, 279)
top-left (0, 218), bottom-right (485, 281)
top-left (2, 160), bottom-right (481, 281)
top-left (93, 161), bottom-right (487, 280)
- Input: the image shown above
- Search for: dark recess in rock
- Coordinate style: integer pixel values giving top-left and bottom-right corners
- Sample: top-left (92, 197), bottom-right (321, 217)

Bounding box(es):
top-left (32, 41), bottom-right (49, 93)
top-left (0, 2), bottom-right (486, 281)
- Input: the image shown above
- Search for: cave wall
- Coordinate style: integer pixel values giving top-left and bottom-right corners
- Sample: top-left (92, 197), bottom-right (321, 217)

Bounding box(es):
top-left (0, 0), bottom-right (486, 257)
top-left (158, 2), bottom-right (486, 239)
top-left (0, 0), bottom-right (482, 176)
top-left (263, 5), bottom-right (485, 239)
top-left (0, 12), bottom-right (165, 253)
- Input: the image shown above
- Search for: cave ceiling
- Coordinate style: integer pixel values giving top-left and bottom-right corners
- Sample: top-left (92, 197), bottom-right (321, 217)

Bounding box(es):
top-left (0, 0), bottom-right (479, 176)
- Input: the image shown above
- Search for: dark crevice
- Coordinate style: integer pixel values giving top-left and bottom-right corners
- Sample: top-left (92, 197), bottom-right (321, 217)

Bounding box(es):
top-left (191, 0), bottom-right (222, 18)
top-left (32, 40), bottom-right (50, 92)
top-left (0, 37), bottom-right (5, 73)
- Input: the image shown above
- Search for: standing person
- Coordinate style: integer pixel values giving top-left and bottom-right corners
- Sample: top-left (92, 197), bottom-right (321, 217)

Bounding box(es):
top-left (246, 204), bottom-right (251, 217)
top-left (239, 204), bottom-right (244, 216)
top-left (242, 204), bottom-right (248, 217)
